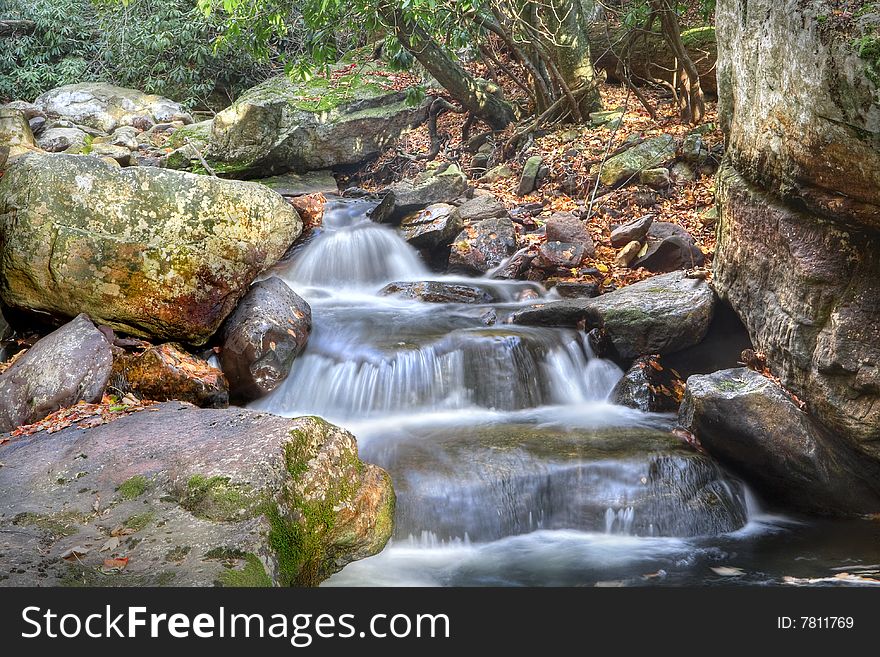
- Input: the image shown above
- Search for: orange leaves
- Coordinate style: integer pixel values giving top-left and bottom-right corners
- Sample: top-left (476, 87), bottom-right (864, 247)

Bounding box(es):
top-left (9, 394), bottom-right (156, 438)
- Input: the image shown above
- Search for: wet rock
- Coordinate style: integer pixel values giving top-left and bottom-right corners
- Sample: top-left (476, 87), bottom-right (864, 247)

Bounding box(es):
top-left (449, 216), bottom-right (518, 275)
top-left (518, 155), bottom-right (544, 195)
top-left (680, 368), bottom-right (880, 516)
top-left (512, 271), bottom-right (715, 358)
top-left (398, 203), bottom-right (463, 249)
top-left (611, 355), bottom-right (683, 412)
top-left (610, 214), bottom-right (653, 247)
top-left (489, 247), bottom-right (536, 280)
top-left (639, 167), bottom-right (672, 189)
top-left (383, 164), bottom-right (469, 223)
top-left (379, 281), bottom-right (495, 304)
top-left (0, 314), bottom-right (112, 433)
top-left (205, 63), bottom-right (428, 176)
top-left (535, 242), bottom-right (586, 270)
top-left (553, 281), bottom-right (599, 299)
top-left (111, 343), bottom-right (229, 408)
top-left (36, 126), bottom-right (88, 152)
top-left (0, 153), bottom-right (301, 345)
top-left (289, 193), bottom-right (326, 230)
top-left (599, 135), bottom-right (677, 187)
top-left (453, 194), bottom-right (508, 224)
top-left (615, 240), bottom-right (642, 267)
top-left (0, 407), bottom-right (394, 586)
top-left (544, 212), bottom-right (596, 256)
top-left (219, 278), bottom-right (311, 403)
top-left (34, 82), bottom-right (192, 134)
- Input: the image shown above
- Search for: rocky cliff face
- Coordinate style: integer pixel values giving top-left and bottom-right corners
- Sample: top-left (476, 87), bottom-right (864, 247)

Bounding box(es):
top-left (713, 0), bottom-right (880, 463)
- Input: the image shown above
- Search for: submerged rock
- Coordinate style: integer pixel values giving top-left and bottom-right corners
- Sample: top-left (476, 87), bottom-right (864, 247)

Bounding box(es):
top-left (379, 281), bottom-right (495, 304)
top-left (33, 82), bottom-right (192, 133)
top-left (0, 314), bottom-right (112, 433)
top-left (0, 406), bottom-right (394, 586)
top-left (680, 368), bottom-right (880, 516)
top-left (219, 278), bottom-right (312, 404)
top-left (449, 216), bottom-right (518, 274)
top-left (111, 343), bottom-right (229, 408)
top-left (205, 64), bottom-right (429, 176)
top-left (512, 271), bottom-right (715, 358)
top-left (0, 153), bottom-right (301, 345)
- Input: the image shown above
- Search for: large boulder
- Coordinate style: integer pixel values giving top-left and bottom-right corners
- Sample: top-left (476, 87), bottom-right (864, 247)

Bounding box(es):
top-left (219, 278), bottom-right (312, 403)
top-left (0, 108), bottom-right (37, 158)
top-left (205, 64), bottom-right (429, 176)
top-left (714, 0), bottom-right (880, 466)
top-left (0, 153), bottom-right (301, 345)
top-left (0, 406), bottom-right (394, 586)
top-left (33, 83), bottom-right (193, 134)
top-left (448, 216), bottom-right (518, 275)
top-left (0, 314), bottom-right (112, 433)
top-left (111, 343), bottom-right (229, 408)
top-left (680, 368), bottom-right (880, 516)
top-left (512, 271), bottom-right (715, 358)
top-left (599, 135), bottom-right (677, 187)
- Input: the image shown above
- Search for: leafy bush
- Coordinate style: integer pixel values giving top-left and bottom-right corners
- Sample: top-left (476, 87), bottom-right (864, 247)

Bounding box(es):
top-left (0, 0), bottom-right (278, 109)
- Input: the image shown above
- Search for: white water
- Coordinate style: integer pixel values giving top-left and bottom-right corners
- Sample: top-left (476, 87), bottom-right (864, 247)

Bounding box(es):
top-left (248, 198), bottom-right (822, 587)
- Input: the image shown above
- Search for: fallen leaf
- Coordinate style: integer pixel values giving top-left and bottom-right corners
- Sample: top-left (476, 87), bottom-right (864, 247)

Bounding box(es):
top-left (61, 546), bottom-right (90, 561)
top-left (101, 557), bottom-right (129, 573)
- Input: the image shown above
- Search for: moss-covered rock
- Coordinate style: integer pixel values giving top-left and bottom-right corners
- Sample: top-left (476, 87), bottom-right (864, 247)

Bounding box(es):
top-left (599, 135), bottom-right (678, 187)
top-left (0, 403), bottom-right (393, 587)
top-left (205, 62), bottom-right (430, 176)
top-left (0, 153), bottom-right (302, 344)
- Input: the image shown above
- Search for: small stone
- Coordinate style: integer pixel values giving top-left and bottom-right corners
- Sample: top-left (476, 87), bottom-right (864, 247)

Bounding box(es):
top-left (639, 167), bottom-right (672, 189)
top-left (615, 240), bottom-right (643, 267)
top-left (536, 241), bottom-right (586, 270)
top-left (517, 155), bottom-right (543, 196)
top-left (545, 212), bottom-right (595, 256)
top-left (479, 164), bottom-right (515, 183)
top-left (610, 214), bottom-right (654, 247)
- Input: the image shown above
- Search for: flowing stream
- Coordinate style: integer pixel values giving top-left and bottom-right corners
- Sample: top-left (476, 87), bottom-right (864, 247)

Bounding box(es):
top-left (253, 198), bottom-right (880, 587)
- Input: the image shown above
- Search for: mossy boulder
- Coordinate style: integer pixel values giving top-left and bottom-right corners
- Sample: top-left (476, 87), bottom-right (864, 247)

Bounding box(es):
top-left (205, 63), bottom-right (430, 176)
top-left (599, 135), bottom-right (678, 187)
top-left (0, 108), bottom-right (37, 161)
top-left (0, 403), bottom-right (394, 587)
top-left (0, 153), bottom-right (302, 345)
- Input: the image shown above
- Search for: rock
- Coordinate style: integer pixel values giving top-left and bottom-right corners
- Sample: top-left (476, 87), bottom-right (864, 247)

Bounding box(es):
top-left (107, 125), bottom-right (139, 150)
top-left (289, 193), bottom-right (326, 229)
top-left (611, 355), bottom-right (683, 412)
top-left (615, 240), bottom-right (642, 267)
top-left (33, 82), bottom-right (192, 134)
top-left (398, 203), bottom-right (463, 248)
top-left (639, 167), bottom-right (672, 189)
top-left (544, 212), bottom-right (596, 256)
top-left (205, 64), bottom-right (429, 176)
top-left (0, 153), bottom-right (301, 345)
top-left (479, 164), bottom-right (515, 183)
top-left (518, 155), bottom-right (543, 195)
top-left (255, 170), bottom-right (338, 197)
top-left (0, 109), bottom-right (36, 157)
top-left (610, 214), bottom-right (654, 247)
top-left (379, 281), bottom-right (495, 304)
top-left (36, 126), bottom-right (87, 152)
top-left (0, 406), bottom-right (394, 586)
top-left (27, 116), bottom-right (46, 135)
top-left (713, 0), bottom-right (880, 468)
top-left (553, 281), bottom-right (599, 299)
top-left (1, 100), bottom-right (45, 121)
top-left (0, 307), bottom-right (12, 341)
top-left (88, 143), bottom-right (131, 166)
top-left (165, 119), bottom-right (212, 151)
top-left (383, 165), bottom-right (469, 223)
top-left (0, 314), bottom-right (112, 433)
top-left (671, 161), bottom-right (696, 181)
top-left (679, 368), bottom-right (880, 515)
top-left (512, 271), bottom-right (715, 358)
top-left (589, 109), bottom-right (624, 127)
top-left (599, 135), bottom-right (677, 187)
top-left (535, 242), bottom-right (586, 270)
top-left (453, 194), bottom-right (508, 224)
top-left (632, 221), bottom-right (704, 272)
top-left (219, 278), bottom-right (311, 404)
top-left (111, 343), bottom-right (228, 408)
top-left (680, 132), bottom-right (708, 164)
top-left (449, 216), bottom-right (518, 275)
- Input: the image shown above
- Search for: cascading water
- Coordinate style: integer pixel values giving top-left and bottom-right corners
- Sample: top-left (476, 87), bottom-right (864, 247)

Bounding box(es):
top-left (250, 197), bottom-right (816, 587)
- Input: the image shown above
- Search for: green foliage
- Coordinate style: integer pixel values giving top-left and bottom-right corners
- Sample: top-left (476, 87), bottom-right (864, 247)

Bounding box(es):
top-left (0, 0), bottom-right (275, 108)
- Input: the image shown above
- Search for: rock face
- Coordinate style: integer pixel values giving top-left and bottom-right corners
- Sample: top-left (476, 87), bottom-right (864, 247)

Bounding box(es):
top-left (111, 343), bottom-right (229, 408)
top-left (34, 82), bottom-right (192, 133)
top-left (398, 203), bottom-right (463, 248)
top-left (0, 405), bottom-right (394, 586)
top-left (713, 0), bottom-right (880, 467)
top-left (219, 278), bottom-right (312, 404)
top-left (680, 368), bottom-right (880, 515)
top-left (379, 281), bottom-right (495, 304)
top-left (599, 135), bottom-right (677, 187)
top-left (512, 271), bottom-right (715, 358)
top-left (0, 153), bottom-right (301, 345)
top-left (0, 314), bottom-right (112, 433)
top-left (449, 216), bottom-right (518, 274)
top-left (205, 65), bottom-right (429, 176)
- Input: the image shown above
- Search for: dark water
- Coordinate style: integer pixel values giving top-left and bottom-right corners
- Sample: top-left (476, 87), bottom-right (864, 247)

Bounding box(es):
top-left (251, 198), bottom-right (880, 587)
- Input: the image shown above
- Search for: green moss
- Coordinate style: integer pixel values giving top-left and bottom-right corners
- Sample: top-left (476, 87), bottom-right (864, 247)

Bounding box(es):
top-left (681, 26), bottom-right (715, 48)
top-left (116, 475), bottom-right (149, 500)
top-left (216, 553), bottom-right (272, 587)
top-left (123, 511), bottom-right (155, 532)
top-left (181, 475), bottom-right (260, 521)
top-left (854, 34), bottom-right (880, 87)
top-left (204, 546), bottom-right (248, 560)
top-left (165, 546), bottom-right (191, 562)
top-left (13, 511), bottom-right (89, 538)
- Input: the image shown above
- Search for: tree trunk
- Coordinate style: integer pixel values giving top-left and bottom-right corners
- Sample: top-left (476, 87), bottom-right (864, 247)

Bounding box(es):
top-left (589, 23), bottom-right (717, 95)
top-left (388, 12), bottom-right (516, 130)
top-left (650, 0), bottom-right (704, 123)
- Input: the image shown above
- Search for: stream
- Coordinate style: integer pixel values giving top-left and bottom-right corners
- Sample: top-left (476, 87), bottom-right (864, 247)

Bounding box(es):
top-left (253, 198), bottom-right (880, 587)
